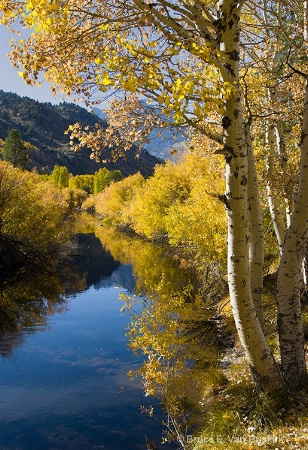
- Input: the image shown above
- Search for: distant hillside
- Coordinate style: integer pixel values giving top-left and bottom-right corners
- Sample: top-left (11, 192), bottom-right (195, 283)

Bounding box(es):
top-left (0, 90), bottom-right (161, 176)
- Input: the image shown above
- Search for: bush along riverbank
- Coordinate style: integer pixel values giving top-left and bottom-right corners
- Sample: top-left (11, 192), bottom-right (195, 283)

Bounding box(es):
top-left (0, 161), bottom-right (74, 276)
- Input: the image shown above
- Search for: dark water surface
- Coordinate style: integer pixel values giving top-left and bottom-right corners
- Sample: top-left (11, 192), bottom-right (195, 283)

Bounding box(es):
top-left (0, 234), bottom-right (173, 450)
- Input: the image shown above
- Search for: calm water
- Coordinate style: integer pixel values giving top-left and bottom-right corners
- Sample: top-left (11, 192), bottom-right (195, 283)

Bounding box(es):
top-left (0, 234), bottom-right (175, 450)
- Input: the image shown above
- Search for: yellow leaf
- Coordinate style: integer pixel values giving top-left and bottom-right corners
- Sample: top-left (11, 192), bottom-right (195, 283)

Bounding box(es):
top-left (101, 74), bottom-right (111, 86)
top-left (99, 23), bottom-right (109, 31)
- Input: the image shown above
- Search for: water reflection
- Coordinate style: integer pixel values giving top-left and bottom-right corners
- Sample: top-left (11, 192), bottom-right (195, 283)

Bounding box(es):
top-left (71, 233), bottom-right (136, 292)
top-left (0, 215), bottom-right (222, 448)
top-left (88, 221), bottom-right (227, 445)
top-left (0, 232), bottom-right (123, 340)
top-left (93, 224), bottom-right (199, 298)
top-left (0, 230), bottom-right (177, 449)
top-left (71, 233), bottom-right (120, 289)
top-left (0, 257), bottom-right (86, 353)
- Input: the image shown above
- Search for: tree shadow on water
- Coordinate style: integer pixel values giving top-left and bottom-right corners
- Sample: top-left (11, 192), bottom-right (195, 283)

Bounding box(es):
top-left (0, 247), bottom-right (86, 356)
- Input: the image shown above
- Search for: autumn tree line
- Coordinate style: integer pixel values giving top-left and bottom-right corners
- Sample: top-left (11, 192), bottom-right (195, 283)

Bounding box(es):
top-left (0, 129), bottom-right (123, 271)
top-left (0, 127), bottom-right (227, 278)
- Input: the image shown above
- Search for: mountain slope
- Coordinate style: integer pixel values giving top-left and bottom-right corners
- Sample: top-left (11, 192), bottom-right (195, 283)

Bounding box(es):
top-left (0, 90), bottom-right (160, 176)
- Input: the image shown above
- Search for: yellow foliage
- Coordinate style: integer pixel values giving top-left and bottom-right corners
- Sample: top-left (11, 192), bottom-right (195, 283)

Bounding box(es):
top-left (95, 172), bottom-right (145, 227)
top-left (129, 160), bottom-right (193, 239)
top-left (62, 187), bottom-right (88, 210)
top-left (128, 153), bottom-right (226, 267)
top-left (87, 151), bottom-right (227, 279)
top-left (0, 161), bottom-right (71, 257)
top-left (91, 152), bottom-right (226, 270)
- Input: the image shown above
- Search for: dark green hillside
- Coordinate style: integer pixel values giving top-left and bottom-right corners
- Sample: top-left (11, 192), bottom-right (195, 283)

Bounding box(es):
top-left (0, 90), bottom-right (160, 176)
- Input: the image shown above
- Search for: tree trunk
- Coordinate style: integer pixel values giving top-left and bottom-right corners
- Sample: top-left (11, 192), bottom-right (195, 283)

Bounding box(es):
top-left (274, 121), bottom-right (292, 227)
top-left (246, 122), bottom-right (265, 330)
top-left (276, 81), bottom-right (308, 386)
top-left (265, 122), bottom-right (286, 253)
top-left (219, 0), bottom-right (283, 391)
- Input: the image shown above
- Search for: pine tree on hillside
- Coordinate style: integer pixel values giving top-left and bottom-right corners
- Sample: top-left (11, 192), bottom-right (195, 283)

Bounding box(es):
top-left (3, 129), bottom-right (28, 170)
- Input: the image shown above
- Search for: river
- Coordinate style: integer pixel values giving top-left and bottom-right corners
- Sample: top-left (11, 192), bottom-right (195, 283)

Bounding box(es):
top-left (0, 231), bottom-right (178, 450)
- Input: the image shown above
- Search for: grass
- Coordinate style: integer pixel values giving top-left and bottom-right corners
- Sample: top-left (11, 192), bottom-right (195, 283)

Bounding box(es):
top-left (186, 358), bottom-right (308, 449)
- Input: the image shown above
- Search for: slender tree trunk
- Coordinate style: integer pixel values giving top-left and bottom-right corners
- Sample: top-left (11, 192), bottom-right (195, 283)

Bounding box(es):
top-left (276, 81), bottom-right (308, 386)
top-left (274, 121), bottom-right (292, 227)
top-left (246, 122), bottom-right (265, 330)
top-left (265, 122), bottom-right (286, 253)
top-left (262, 1), bottom-right (289, 255)
top-left (304, 1), bottom-right (308, 43)
top-left (219, 0), bottom-right (283, 391)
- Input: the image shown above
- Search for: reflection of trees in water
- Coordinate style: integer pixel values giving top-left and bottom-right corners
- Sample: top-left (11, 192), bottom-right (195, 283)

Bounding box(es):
top-left (0, 228), bottom-right (132, 357)
top-left (0, 256), bottom-right (86, 357)
top-left (91, 223), bottom-right (229, 445)
top-left (70, 233), bottom-right (120, 290)
top-left (93, 225), bottom-right (197, 296)
top-left (93, 264), bottom-right (136, 292)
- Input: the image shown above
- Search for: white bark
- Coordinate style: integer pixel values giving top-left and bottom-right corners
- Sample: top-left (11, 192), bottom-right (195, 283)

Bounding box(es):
top-left (220, 0), bottom-right (283, 391)
top-left (261, 3), bottom-right (290, 255)
top-left (304, 1), bottom-right (308, 43)
top-left (274, 121), bottom-right (287, 165)
top-left (265, 122), bottom-right (286, 253)
top-left (276, 82), bottom-right (308, 385)
top-left (246, 123), bottom-right (265, 330)
top-left (274, 121), bottom-right (292, 230)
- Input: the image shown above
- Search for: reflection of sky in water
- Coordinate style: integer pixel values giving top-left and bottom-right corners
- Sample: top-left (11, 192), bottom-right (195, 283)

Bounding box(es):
top-left (0, 246), bottom-right (176, 449)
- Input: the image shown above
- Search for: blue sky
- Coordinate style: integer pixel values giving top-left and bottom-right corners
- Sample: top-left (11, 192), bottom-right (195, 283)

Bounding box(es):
top-left (0, 25), bottom-right (71, 104)
top-left (0, 25), bottom-right (111, 114)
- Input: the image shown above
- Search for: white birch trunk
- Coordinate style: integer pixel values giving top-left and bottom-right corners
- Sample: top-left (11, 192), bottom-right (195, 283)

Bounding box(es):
top-left (246, 123), bottom-right (265, 330)
top-left (304, 1), bottom-right (308, 43)
top-left (262, 2), bottom-right (289, 255)
top-left (276, 82), bottom-right (308, 385)
top-left (274, 122), bottom-right (292, 227)
top-left (220, 0), bottom-right (283, 391)
top-left (266, 122), bottom-right (286, 254)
